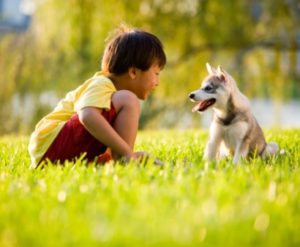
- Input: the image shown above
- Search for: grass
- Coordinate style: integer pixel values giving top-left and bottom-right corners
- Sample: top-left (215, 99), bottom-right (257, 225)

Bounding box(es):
top-left (0, 129), bottom-right (300, 247)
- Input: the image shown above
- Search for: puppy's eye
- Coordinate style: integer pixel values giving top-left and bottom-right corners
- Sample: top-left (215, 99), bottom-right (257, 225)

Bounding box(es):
top-left (203, 85), bottom-right (213, 92)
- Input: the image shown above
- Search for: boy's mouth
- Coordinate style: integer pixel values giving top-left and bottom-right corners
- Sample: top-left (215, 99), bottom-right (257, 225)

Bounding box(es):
top-left (192, 98), bottom-right (216, 112)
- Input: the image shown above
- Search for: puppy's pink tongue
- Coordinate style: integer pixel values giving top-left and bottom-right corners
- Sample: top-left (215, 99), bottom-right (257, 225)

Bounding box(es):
top-left (192, 103), bottom-right (201, 112)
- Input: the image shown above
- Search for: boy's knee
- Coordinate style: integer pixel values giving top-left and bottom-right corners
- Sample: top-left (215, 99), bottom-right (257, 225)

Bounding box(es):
top-left (112, 90), bottom-right (140, 113)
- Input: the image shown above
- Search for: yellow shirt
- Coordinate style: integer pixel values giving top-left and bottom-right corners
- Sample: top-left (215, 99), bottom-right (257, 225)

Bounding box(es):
top-left (28, 72), bottom-right (116, 168)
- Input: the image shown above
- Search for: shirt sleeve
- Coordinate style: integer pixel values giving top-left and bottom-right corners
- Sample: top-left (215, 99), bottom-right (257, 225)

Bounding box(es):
top-left (74, 78), bottom-right (116, 112)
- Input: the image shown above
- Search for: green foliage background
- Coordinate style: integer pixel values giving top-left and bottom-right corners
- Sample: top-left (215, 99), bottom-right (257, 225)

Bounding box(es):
top-left (0, 0), bottom-right (300, 134)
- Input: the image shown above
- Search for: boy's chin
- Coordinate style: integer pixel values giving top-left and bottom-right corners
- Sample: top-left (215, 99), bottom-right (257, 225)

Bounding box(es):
top-left (138, 94), bottom-right (148, 100)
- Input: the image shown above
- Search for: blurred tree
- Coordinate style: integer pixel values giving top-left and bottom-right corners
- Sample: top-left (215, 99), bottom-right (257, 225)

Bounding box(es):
top-left (0, 0), bottom-right (300, 134)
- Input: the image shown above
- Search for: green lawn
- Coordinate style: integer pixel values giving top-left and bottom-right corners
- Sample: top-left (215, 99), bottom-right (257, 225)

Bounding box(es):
top-left (0, 129), bottom-right (299, 247)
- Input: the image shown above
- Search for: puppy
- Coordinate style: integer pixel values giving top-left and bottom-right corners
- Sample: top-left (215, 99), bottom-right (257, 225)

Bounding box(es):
top-left (189, 63), bottom-right (279, 164)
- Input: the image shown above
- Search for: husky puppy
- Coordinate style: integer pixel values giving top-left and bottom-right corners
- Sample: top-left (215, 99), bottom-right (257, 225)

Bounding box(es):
top-left (189, 63), bottom-right (279, 164)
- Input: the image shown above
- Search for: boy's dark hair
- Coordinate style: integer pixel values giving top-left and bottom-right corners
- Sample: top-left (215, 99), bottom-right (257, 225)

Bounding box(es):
top-left (101, 25), bottom-right (166, 75)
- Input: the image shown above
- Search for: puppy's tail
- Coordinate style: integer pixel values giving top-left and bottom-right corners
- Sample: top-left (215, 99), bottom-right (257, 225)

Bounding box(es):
top-left (262, 141), bottom-right (280, 158)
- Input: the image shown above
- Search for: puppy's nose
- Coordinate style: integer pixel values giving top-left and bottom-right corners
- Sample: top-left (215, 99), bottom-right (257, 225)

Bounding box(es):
top-left (189, 93), bottom-right (195, 99)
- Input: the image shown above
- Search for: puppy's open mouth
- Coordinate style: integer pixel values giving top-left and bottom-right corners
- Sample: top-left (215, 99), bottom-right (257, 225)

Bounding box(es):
top-left (192, 99), bottom-right (216, 112)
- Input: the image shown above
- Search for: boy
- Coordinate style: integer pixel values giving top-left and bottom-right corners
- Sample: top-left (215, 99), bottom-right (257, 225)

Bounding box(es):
top-left (28, 25), bottom-right (166, 168)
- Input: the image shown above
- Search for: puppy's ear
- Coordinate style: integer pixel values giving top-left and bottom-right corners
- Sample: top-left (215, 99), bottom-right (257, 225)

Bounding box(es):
top-left (206, 63), bottom-right (216, 75)
top-left (217, 66), bottom-right (226, 81)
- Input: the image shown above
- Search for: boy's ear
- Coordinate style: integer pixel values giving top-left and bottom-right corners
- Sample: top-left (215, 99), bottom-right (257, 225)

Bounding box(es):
top-left (128, 67), bottom-right (138, 79)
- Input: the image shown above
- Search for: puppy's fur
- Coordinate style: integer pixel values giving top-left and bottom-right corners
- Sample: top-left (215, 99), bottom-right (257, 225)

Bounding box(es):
top-left (189, 63), bottom-right (279, 164)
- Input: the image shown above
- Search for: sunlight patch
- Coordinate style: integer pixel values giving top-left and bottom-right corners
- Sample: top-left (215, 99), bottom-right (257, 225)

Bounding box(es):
top-left (57, 191), bottom-right (67, 202)
top-left (254, 213), bottom-right (269, 231)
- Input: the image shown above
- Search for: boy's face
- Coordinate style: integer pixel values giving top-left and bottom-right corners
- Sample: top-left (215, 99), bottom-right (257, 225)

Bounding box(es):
top-left (132, 63), bottom-right (161, 100)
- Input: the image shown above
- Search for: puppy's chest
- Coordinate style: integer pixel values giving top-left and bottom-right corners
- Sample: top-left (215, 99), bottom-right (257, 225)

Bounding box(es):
top-left (220, 123), bottom-right (248, 149)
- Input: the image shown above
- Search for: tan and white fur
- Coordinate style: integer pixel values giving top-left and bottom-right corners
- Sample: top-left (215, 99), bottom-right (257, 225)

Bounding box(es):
top-left (189, 63), bottom-right (279, 164)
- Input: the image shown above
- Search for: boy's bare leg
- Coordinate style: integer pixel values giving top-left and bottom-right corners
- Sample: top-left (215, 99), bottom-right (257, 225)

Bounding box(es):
top-left (111, 90), bottom-right (140, 158)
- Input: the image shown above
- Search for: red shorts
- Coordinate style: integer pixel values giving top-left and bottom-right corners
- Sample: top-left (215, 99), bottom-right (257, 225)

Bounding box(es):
top-left (39, 104), bottom-right (117, 165)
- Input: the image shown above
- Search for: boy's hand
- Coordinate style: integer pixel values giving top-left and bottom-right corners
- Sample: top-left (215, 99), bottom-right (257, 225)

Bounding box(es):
top-left (132, 151), bottom-right (150, 159)
top-left (153, 158), bottom-right (165, 166)
top-left (126, 151), bottom-right (164, 166)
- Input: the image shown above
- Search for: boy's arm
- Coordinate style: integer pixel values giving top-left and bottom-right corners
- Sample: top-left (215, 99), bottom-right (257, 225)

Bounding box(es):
top-left (78, 107), bottom-right (133, 159)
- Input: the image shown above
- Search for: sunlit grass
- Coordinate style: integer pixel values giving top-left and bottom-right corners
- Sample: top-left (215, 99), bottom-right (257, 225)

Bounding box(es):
top-left (0, 129), bottom-right (300, 246)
